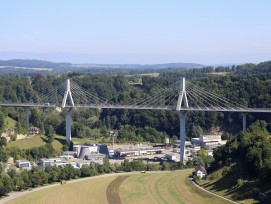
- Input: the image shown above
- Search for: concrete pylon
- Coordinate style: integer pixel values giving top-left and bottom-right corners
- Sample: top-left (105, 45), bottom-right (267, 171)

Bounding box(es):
top-left (176, 78), bottom-right (189, 163)
top-left (242, 113), bottom-right (247, 131)
top-left (176, 78), bottom-right (189, 111)
top-left (62, 79), bottom-right (74, 142)
top-left (65, 108), bottom-right (72, 142)
top-left (180, 111), bottom-right (188, 163)
top-left (26, 107), bottom-right (30, 129)
top-left (62, 79), bottom-right (74, 108)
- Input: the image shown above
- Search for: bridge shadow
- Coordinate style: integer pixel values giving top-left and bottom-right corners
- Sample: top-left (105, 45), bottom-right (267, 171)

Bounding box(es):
top-left (55, 136), bottom-right (67, 145)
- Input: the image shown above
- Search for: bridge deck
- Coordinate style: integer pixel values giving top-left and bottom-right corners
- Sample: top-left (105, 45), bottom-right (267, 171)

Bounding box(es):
top-left (1, 103), bottom-right (271, 113)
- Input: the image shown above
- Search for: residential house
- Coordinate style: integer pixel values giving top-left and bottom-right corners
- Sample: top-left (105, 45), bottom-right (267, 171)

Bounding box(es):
top-left (195, 166), bottom-right (207, 179)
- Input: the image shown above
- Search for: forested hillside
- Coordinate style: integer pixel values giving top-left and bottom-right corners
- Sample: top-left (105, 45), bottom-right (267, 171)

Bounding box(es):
top-left (0, 61), bottom-right (271, 144)
top-left (200, 121), bottom-right (271, 203)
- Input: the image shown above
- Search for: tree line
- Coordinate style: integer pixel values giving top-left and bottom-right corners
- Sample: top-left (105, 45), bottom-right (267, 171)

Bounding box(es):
top-left (0, 158), bottom-right (192, 197)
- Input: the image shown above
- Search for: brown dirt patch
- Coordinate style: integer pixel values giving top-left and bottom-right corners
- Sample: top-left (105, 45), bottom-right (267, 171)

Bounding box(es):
top-left (107, 176), bottom-right (129, 204)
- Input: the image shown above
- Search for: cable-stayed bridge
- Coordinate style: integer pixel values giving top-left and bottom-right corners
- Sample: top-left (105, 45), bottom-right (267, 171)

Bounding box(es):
top-left (0, 78), bottom-right (270, 162)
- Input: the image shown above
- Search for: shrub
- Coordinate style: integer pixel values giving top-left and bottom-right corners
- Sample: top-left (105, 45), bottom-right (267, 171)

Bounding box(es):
top-left (236, 178), bottom-right (244, 187)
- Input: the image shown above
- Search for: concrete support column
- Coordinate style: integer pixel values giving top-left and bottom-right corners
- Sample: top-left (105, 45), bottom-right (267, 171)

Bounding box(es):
top-left (66, 109), bottom-right (72, 142)
top-left (180, 111), bottom-right (188, 163)
top-left (26, 107), bottom-right (30, 129)
top-left (242, 113), bottom-right (247, 131)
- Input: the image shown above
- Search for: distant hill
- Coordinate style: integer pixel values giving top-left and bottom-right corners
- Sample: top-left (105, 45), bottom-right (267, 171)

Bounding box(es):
top-left (76, 63), bottom-right (205, 69)
top-left (0, 59), bottom-right (72, 68)
top-left (0, 59), bottom-right (204, 69)
top-left (0, 59), bottom-right (206, 76)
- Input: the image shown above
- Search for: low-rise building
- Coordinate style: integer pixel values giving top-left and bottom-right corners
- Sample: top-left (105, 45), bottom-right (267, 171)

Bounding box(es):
top-left (166, 154), bottom-right (176, 161)
top-left (195, 166), bottom-right (207, 179)
top-left (15, 160), bottom-right (31, 170)
top-left (191, 138), bottom-right (201, 146)
top-left (84, 152), bottom-right (105, 161)
top-left (114, 146), bottom-right (165, 158)
top-left (39, 158), bottom-right (63, 167)
top-left (29, 127), bottom-right (39, 134)
top-left (191, 135), bottom-right (226, 151)
top-left (63, 151), bottom-right (77, 158)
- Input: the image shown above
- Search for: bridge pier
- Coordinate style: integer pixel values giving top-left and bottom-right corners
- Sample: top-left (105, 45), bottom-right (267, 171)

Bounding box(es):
top-left (180, 111), bottom-right (188, 163)
top-left (242, 113), bottom-right (247, 131)
top-left (26, 107), bottom-right (30, 129)
top-left (65, 108), bottom-right (72, 142)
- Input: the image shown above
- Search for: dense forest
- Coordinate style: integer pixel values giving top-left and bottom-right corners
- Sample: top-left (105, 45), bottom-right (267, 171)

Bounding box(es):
top-left (0, 61), bottom-right (271, 144)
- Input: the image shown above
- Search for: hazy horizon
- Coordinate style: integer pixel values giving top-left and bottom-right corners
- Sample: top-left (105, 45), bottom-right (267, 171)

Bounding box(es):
top-left (1, 1), bottom-right (271, 64)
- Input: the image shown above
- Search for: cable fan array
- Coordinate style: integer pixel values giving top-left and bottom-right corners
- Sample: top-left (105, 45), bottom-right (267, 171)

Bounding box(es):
top-left (126, 80), bottom-right (180, 109)
top-left (68, 79), bottom-right (180, 109)
top-left (2, 78), bottom-right (256, 112)
top-left (185, 81), bottom-right (254, 111)
top-left (69, 82), bottom-right (111, 107)
top-left (35, 83), bottom-right (66, 106)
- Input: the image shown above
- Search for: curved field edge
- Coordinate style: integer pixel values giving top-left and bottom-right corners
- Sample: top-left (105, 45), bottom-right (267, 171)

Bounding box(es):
top-left (3, 170), bottom-right (232, 204)
top-left (119, 170), bottom-right (232, 204)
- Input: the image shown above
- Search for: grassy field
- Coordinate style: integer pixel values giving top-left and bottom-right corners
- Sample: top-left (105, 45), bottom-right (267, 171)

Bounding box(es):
top-left (7, 135), bottom-right (46, 149)
top-left (7, 134), bottom-right (110, 151)
top-left (55, 134), bottom-right (111, 145)
top-left (5, 170), bottom-right (232, 204)
top-left (7, 135), bottom-right (63, 151)
top-left (119, 170), bottom-right (230, 204)
top-left (5, 176), bottom-right (117, 204)
top-left (4, 117), bottom-right (16, 129)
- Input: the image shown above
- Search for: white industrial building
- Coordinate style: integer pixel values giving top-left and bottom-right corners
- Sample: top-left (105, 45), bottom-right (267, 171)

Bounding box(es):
top-left (73, 144), bottom-right (99, 159)
top-left (39, 158), bottom-right (64, 167)
top-left (191, 135), bottom-right (226, 150)
top-left (39, 157), bottom-right (92, 169)
top-left (114, 146), bottom-right (165, 158)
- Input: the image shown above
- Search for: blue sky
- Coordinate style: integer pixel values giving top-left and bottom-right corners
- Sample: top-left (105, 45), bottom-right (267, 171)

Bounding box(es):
top-left (0, 0), bottom-right (271, 64)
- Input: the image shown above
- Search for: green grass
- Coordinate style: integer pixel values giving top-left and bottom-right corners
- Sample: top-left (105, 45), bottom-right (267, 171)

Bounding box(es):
top-left (55, 134), bottom-right (96, 144)
top-left (119, 170), bottom-right (230, 204)
top-left (4, 116), bottom-right (16, 129)
top-left (8, 135), bottom-right (63, 151)
top-left (7, 133), bottom-right (107, 151)
top-left (55, 134), bottom-right (111, 145)
top-left (5, 171), bottom-right (231, 204)
top-left (7, 135), bottom-right (46, 149)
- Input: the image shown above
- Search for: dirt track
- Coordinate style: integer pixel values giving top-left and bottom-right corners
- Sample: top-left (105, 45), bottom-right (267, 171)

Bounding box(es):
top-left (106, 176), bottom-right (128, 204)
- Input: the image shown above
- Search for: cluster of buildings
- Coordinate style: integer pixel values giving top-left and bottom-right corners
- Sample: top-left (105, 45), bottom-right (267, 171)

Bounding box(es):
top-left (14, 143), bottom-right (106, 170)
top-left (13, 134), bottom-right (226, 171)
